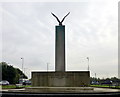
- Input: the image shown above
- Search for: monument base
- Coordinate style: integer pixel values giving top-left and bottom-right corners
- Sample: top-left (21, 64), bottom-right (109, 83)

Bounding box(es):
top-left (25, 87), bottom-right (94, 93)
top-left (32, 71), bottom-right (90, 87)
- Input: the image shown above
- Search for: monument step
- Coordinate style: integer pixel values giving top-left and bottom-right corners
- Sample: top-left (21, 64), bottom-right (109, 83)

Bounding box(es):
top-left (25, 87), bottom-right (94, 93)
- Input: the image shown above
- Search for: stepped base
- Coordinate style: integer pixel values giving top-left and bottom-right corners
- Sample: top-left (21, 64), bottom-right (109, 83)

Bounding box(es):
top-left (25, 87), bottom-right (94, 93)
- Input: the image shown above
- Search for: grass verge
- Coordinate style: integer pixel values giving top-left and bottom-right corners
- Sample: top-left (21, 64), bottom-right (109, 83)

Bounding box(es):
top-left (1, 85), bottom-right (31, 89)
top-left (90, 85), bottom-right (120, 89)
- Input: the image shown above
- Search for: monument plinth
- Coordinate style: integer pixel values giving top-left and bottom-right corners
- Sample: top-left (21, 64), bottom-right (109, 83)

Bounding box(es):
top-left (55, 25), bottom-right (65, 72)
top-left (31, 12), bottom-right (90, 88)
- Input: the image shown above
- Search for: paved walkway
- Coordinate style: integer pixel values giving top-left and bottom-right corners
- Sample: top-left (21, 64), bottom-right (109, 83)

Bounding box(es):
top-left (94, 87), bottom-right (120, 92)
top-left (0, 87), bottom-right (120, 93)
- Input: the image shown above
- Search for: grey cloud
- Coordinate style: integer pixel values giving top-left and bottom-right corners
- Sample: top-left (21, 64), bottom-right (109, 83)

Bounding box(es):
top-left (1, 2), bottom-right (118, 78)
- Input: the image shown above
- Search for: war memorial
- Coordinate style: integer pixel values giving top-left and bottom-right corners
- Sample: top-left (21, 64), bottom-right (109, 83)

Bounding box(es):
top-left (1, 13), bottom-right (120, 96)
top-left (31, 13), bottom-right (90, 91)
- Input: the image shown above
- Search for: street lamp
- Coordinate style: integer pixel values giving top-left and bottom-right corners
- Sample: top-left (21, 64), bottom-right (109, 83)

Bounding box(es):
top-left (47, 63), bottom-right (50, 86)
top-left (47, 63), bottom-right (49, 72)
top-left (21, 58), bottom-right (24, 78)
top-left (87, 57), bottom-right (89, 71)
top-left (24, 68), bottom-right (26, 76)
top-left (95, 73), bottom-right (96, 79)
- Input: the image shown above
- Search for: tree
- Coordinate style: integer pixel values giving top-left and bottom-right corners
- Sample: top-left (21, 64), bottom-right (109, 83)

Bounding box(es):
top-left (0, 62), bottom-right (28, 84)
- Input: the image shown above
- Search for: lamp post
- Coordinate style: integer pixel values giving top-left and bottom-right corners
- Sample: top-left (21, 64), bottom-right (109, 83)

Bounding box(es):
top-left (21, 58), bottom-right (24, 78)
top-left (95, 73), bottom-right (96, 79)
top-left (24, 68), bottom-right (26, 76)
top-left (87, 57), bottom-right (89, 71)
top-left (47, 63), bottom-right (50, 86)
top-left (47, 63), bottom-right (49, 72)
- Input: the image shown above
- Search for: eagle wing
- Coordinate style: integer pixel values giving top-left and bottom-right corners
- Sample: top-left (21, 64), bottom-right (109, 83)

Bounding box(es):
top-left (61, 12), bottom-right (70, 23)
top-left (51, 12), bottom-right (61, 24)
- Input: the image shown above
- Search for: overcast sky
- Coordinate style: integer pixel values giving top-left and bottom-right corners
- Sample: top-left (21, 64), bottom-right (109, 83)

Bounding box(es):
top-left (0, 0), bottom-right (118, 79)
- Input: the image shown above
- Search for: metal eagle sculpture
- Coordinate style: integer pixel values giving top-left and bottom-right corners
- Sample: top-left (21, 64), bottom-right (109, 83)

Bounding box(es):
top-left (51, 12), bottom-right (70, 26)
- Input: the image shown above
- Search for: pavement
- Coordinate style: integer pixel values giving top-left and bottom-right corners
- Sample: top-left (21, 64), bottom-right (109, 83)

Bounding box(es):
top-left (0, 87), bottom-right (120, 93)
top-left (0, 87), bottom-right (120, 97)
top-left (93, 87), bottom-right (120, 92)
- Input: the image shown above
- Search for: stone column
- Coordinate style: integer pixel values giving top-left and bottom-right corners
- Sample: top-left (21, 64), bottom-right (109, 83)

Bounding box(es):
top-left (55, 25), bottom-right (65, 72)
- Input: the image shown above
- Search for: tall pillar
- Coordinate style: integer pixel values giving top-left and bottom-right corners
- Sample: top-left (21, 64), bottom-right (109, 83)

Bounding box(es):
top-left (55, 25), bottom-right (65, 72)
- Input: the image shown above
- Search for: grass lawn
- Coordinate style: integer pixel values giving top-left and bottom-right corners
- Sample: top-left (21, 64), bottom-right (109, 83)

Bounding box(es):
top-left (1, 85), bottom-right (31, 89)
top-left (90, 85), bottom-right (120, 89)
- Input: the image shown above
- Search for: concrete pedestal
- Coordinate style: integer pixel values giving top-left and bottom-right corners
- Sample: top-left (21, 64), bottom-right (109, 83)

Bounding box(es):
top-left (32, 71), bottom-right (90, 87)
top-left (31, 25), bottom-right (91, 89)
top-left (55, 26), bottom-right (65, 72)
